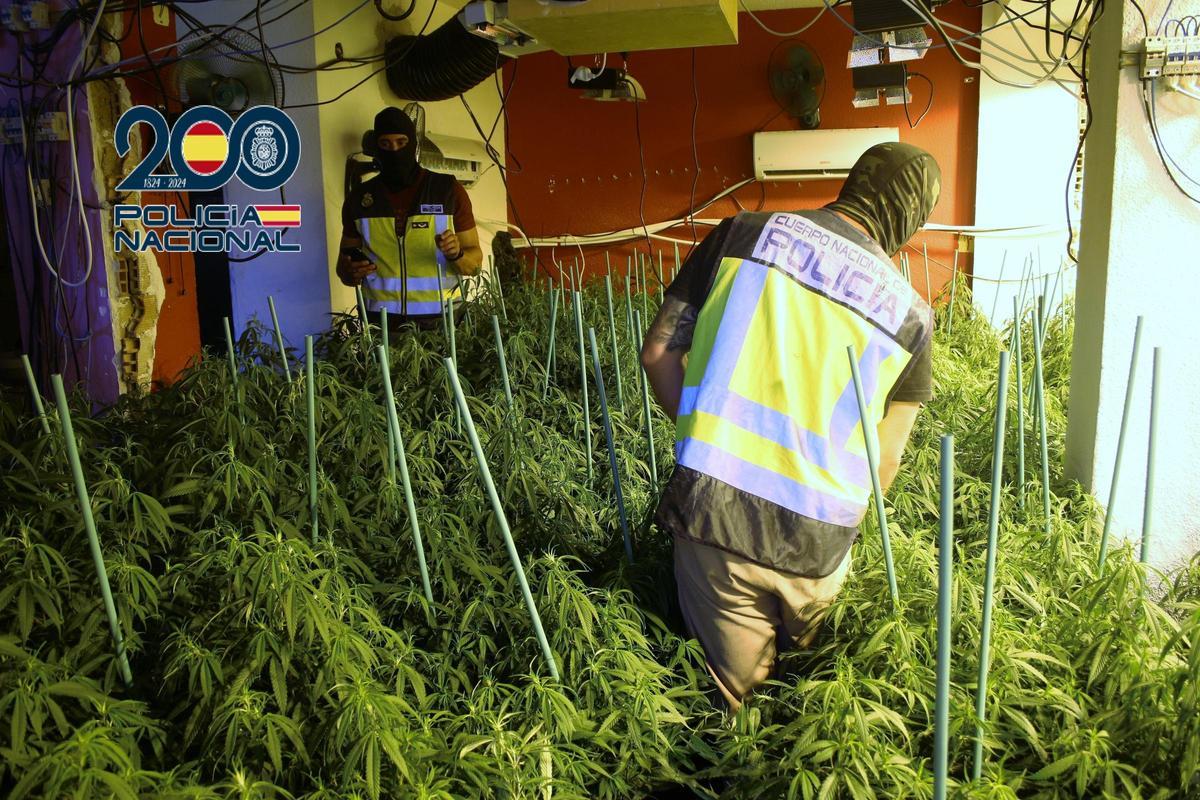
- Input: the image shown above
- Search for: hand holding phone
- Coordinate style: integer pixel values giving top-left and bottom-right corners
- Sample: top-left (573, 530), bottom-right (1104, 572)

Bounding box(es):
top-left (339, 246), bottom-right (376, 286)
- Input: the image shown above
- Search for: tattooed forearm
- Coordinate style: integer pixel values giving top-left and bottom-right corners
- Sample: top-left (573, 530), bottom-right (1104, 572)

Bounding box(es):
top-left (646, 297), bottom-right (699, 352)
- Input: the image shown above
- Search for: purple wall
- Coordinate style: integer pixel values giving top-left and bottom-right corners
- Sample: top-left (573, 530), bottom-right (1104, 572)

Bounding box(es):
top-left (1, 9), bottom-right (120, 408)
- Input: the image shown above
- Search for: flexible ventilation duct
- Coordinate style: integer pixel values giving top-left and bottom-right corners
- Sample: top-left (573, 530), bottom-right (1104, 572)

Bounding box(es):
top-left (385, 16), bottom-right (511, 101)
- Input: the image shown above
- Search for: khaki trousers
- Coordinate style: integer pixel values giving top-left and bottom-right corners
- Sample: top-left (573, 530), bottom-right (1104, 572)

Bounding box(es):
top-left (674, 535), bottom-right (853, 713)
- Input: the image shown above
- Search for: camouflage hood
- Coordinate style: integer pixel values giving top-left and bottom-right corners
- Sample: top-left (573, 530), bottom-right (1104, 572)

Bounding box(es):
top-left (825, 142), bottom-right (941, 256)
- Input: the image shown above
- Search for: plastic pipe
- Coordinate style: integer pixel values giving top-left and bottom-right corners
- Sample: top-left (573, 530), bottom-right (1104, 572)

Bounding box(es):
top-left (268, 296), bottom-right (292, 381)
top-left (1099, 317), bottom-right (1143, 572)
top-left (923, 242), bottom-right (931, 301)
top-left (947, 248), bottom-right (959, 335)
top-left (51, 375), bottom-right (133, 688)
top-left (588, 327), bottom-right (633, 564)
top-left (972, 351), bottom-right (1009, 781)
top-left (305, 336), bottom-right (319, 544)
top-left (1012, 297), bottom-right (1025, 511)
top-left (491, 315), bottom-right (513, 410)
top-left (1030, 310), bottom-right (1051, 536)
top-left (446, 359), bottom-right (560, 680)
top-left (20, 354), bottom-right (50, 435)
top-left (846, 345), bottom-right (898, 611)
top-left (989, 251), bottom-right (1008, 322)
top-left (634, 310), bottom-right (658, 486)
top-left (1141, 347), bottom-right (1161, 565)
top-left (222, 316), bottom-right (239, 387)
top-left (935, 434), bottom-right (954, 800)
top-left (604, 274), bottom-right (625, 410)
top-left (573, 291), bottom-right (593, 482)
top-left (542, 288), bottom-right (559, 400)
top-left (378, 346), bottom-right (434, 604)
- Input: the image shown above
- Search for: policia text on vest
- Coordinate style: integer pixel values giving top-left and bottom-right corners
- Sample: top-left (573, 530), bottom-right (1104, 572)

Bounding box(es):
top-left (661, 210), bottom-right (932, 578)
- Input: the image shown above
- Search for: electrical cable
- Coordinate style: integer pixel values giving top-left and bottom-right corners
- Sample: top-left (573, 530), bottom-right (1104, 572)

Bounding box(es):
top-left (283, 0), bottom-right (438, 110)
top-left (738, 0), bottom-right (830, 37)
top-left (374, 0), bottom-right (417, 22)
top-left (1144, 79), bottom-right (1200, 203)
top-left (688, 47), bottom-right (701, 252)
top-left (631, 88), bottom-right (656, 282)
top-left (903, 71), bottom-right (934, 128)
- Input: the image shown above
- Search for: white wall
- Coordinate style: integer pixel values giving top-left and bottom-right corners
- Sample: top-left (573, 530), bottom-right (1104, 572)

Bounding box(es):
top-left (175, 2), bottom-right (332, 348)
top-left (1066, 0), bottom-right (1200, 573)
top-left (313, 1), bottom-right (507, 314)
top-left (972, 2), bottom-right (1081, 328)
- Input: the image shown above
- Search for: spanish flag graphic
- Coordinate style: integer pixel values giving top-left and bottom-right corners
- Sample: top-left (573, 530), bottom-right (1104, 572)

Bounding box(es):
top-left (179, 121), bottom-right (228, 176)
top-left (253, 205), bottom-right (302, 227)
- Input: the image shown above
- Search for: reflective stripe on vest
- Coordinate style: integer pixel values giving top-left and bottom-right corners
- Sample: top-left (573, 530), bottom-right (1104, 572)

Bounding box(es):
top-left (357, 213), bottom-right (461, 317)
top-left (675, 213), bottom-right (924, 529)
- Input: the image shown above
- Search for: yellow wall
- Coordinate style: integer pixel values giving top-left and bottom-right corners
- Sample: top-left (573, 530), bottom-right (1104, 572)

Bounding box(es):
top-left (314, 1), bottom-right (507, 313)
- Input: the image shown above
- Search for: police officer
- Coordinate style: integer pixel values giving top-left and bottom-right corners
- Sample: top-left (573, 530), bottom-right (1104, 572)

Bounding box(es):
top-left (641, 143), bottom-right (941, 712)
top-left (336, 107), bottom-right (483, 328)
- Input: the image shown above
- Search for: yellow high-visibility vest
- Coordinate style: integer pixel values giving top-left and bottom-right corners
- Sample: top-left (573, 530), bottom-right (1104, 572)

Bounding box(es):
top-left (661, 210), bottom-right (932, 576)
top-left (349, 173), bottom-right (462, 317)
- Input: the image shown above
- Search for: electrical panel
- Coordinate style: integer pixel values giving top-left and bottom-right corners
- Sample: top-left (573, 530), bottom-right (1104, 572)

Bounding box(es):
top-left (0, 112), bottom-right (68, 146)
top-left (0, 2), bottom-right (50, 31)
top-left (1141, 36), bottom-right (1200, 79)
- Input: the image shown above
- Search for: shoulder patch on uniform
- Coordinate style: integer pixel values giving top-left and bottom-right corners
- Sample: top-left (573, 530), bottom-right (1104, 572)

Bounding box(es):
top-left (362, 192), bottom-right (374, 208)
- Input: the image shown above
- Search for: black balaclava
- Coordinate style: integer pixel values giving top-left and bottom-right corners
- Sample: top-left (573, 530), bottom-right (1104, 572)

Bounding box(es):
top-left (373, 106), bottom-right (420, 189)
top-left (824, 142), bottom-right (941, 256)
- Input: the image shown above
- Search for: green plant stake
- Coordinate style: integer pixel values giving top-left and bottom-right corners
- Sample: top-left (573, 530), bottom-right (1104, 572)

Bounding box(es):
top-left (448, 297), bottom-right (462, 434)
top-left (588, 327), bottom-right (632, 564)
top-left (1099, 317), bottom-right (1143, 572)
top-left (604, 273), bottom-right (625, 410)
top-left (491, 315), bottom-right (514, 411)
top-left (947, 249), bottom-right (959, 335)
top-left (1141, 347), bottom-right (1161, 565)
top-left (1012, 297), bottom-right (1025, 510)
top-left (923, 242), bottom-right (931, 300)
top-left (381, 308), bottom-right (394, 474)
top-left (223, 316), bottom-right (244, 426)
top-left (846, 345), bottom-right (898, 610)
top-left (624, 271), bottom-right (635, 337)
top-left (639, 253), bottom-right (649, 324)
top-left (989, 250), bottom-right (1008, 322)
top-left (267, 295), bottom-right (292, 381)
top-left (50, 374), bottom-right (134, 688)
top-left (20, 353), bottom-right (50, 435)
top-left (305, 336), bottom-right (319, 544)
top-left (223, 316), bottom-right (239, 387)
top-left (972, 350), bottom-right (1009, 782)
top-left (673, 241), bottom-right (681, 282)
top-left (542, 288), bottom-right (560, 400)
top-left (657, 250), bottom-right (665, 304)
top-left (634, 310), bottom-right (658, 486)
top-left (446, 359), bottom-right (560, 681)
top-left (573, 291), bottom-right (593, 482)
top-left (355, 286), bottom-right (374, 357)
top-left (378, 346), bottom-right (434, 605)
top-left (935, 434), bottom-right (954, 800)
top-left (1031, 309), bottom-right (1051, 536)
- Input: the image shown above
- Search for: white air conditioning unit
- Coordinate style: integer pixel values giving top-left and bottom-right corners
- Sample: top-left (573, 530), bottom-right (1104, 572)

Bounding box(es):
top-left (753, 128), bottom-right (901, 181)
top-left (419, 131), bottom-right (487, 188)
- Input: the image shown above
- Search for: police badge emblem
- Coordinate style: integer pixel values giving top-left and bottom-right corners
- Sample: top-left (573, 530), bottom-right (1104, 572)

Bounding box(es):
top-left (250, 125), bottom-right (280, 173)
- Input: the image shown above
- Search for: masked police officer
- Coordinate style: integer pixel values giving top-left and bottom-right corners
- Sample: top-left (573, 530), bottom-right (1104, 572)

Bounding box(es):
top-left (337, 107), bottom-right (483, 328)
top-left (641, 143), bottom-right (941, 712)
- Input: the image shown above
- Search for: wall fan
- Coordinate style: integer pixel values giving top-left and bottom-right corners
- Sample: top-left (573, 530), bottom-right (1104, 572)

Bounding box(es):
top-left (768, 41), bottom-right (825, 130)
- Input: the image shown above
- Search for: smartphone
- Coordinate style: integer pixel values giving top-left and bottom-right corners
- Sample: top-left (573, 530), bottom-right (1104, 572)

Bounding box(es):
top-left (342, 246), bottom-right (368, 262)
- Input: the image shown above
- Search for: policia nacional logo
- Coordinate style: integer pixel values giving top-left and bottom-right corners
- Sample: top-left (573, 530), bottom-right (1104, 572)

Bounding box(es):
top-left (111, 105), bottom-right (303, 255)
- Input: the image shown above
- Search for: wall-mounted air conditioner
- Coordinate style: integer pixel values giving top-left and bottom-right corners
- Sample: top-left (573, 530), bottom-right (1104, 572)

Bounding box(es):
top-left (420, 131), bottom-right (487, 188)
top-left (752, 128), bottom-right (901, 181)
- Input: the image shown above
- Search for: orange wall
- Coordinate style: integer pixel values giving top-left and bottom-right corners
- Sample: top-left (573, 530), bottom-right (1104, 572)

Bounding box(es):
top-left (503, 3), bottom-right (981, 302)
top-left (118, 6), bottom-right (203, 386)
